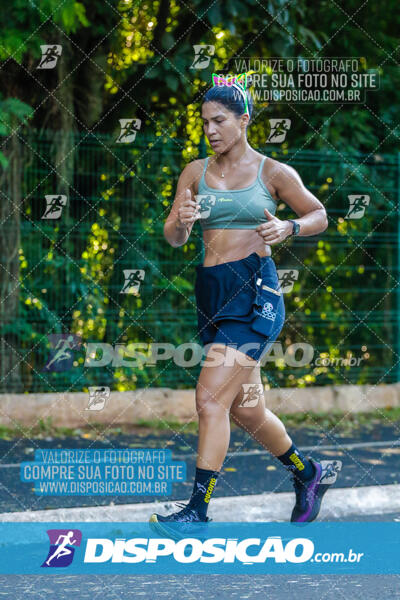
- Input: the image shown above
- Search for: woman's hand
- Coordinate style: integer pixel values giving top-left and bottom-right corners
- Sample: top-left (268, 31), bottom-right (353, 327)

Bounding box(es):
top-left (176, 189), bottom-right (201, 229)
top-left (255, 208), bottom-right (293, 244)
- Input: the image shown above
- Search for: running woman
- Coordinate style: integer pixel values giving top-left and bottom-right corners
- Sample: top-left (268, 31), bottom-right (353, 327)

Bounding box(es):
top-left (150, 72), bottom-right (341, 532)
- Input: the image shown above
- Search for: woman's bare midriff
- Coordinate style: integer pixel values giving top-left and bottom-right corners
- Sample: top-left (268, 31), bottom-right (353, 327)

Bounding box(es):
top-left (202, 228), bottom-right (271, 266)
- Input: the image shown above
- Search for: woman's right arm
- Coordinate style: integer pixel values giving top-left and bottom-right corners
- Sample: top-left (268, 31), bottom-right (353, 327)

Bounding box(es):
top-left (164, 162), bottom-right (202, 248)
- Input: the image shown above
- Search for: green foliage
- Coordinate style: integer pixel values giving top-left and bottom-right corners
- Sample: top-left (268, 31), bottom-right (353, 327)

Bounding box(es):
top-left (1, 0), bottom-right (400, 393)
top-left (58, 2), bottom-right (90, 31)
top-left (0, 96), bottom-right (33, 166)
top-left (0, 0), bottom-right (90, 61)
top-left (14, 132), bottom-right (399, 392)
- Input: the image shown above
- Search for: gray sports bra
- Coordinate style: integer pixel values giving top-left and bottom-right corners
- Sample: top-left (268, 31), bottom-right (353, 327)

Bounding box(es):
top-left (196, 156), bottom-right (277, 230)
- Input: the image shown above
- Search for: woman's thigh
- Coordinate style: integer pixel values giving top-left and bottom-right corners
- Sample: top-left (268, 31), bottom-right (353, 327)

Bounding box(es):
top-left (196, 343), bottom-right (260, 413)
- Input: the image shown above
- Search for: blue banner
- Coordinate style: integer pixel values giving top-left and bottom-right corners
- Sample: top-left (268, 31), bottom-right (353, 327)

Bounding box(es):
top-left (0, 522), bottom-right (398, 574)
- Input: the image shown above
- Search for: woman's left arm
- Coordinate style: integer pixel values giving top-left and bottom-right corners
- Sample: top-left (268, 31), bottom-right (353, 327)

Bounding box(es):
top-left (256, 162), bottom-right (328, 244)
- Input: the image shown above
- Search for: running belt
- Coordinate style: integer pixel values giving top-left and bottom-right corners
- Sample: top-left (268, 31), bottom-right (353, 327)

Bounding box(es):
top-left (197, 156), bottom-right (277, 230)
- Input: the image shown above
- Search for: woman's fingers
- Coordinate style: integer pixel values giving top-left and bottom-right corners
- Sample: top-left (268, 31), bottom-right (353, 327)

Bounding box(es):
top-left (257, 221), bottom-right (291, 243)
top-left (258, 232), bottom-right (279, 243)
top-left (178, 205), bottom-right (201, 224)
top-left (256, 222), bottom-right (276, 233)
top-left (181, 204), bottom-right (201, 217)
top-left (183, 201), bottom-right (200, 213)
top-left (257, 225), bottom-right (285, 244)
top-left (262, 237), bottom-right (280, 245)
top-left (257, 225), bottom-right (278, 238)
top-left (184, 189), bottom-right (201, 210)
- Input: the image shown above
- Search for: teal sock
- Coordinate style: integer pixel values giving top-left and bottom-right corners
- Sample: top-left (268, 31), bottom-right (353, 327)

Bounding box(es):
top-left (276, 443), bottom-right (315, 481)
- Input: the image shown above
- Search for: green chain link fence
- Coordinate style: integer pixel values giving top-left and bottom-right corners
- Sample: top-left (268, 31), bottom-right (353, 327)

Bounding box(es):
top-left (1, 129), bottom-right (399, 392)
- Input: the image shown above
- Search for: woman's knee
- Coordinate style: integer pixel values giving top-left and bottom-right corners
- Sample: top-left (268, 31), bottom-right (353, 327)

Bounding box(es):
top-left (195, 384), bottom-right (228, 418)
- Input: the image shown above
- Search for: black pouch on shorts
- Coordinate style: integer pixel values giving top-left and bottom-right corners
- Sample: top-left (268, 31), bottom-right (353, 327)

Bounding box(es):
top-left (250, 276), bottom-right (282, 337)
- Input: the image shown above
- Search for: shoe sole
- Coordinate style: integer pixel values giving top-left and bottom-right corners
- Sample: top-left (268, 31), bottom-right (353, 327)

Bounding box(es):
top-left (149, 513), bottom-right (180, 541)
top-left (149, 513), bottom-right (209, 542)
top-left (292, 459), bottom-right (342, 524)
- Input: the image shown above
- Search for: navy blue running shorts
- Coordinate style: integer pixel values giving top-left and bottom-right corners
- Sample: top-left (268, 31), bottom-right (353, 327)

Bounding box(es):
top-left (194, 252), bottom-right (285, 362)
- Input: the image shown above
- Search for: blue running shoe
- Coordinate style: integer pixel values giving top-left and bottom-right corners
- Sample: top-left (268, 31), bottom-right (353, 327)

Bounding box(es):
top-left (149, 501), bottom-right (211, 541)
top-left (290, 458), bottom-right (342, 523)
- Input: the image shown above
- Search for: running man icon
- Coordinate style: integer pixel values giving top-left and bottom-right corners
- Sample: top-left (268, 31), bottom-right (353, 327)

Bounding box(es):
top-left (37, 45), bottom-right (62, 69)
top-left (46, 532), bottom-right (76, 566)
top-left (41, 529), bottom-right (82, 568)
top-left (41, 194), bottom-right (67, 219)
top-left (266, 118), bottom-right (291, 143)
top-left (43, 334), bottom-right (80, 372)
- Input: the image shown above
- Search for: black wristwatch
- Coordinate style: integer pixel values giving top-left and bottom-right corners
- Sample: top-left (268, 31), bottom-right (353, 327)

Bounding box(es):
top-left (287, 219), bottom-right (300, 237)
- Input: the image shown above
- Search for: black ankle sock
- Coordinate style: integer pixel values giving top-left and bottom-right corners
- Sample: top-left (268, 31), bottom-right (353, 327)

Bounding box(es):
top-left (187, 467), bottom-right (220, 519)
top-left (276, 443), bottom-right (315, 481)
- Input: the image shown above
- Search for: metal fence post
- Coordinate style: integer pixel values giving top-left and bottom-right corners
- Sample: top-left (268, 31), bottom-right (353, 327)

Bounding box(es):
top-left (398, 153), bottom-right (400, 382)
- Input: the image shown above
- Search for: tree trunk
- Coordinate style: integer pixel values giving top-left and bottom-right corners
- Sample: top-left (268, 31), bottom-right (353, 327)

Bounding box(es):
top-left (48, 35), bottom-right (76, 330)
top-left (0, 133), bottom-right (23, 392)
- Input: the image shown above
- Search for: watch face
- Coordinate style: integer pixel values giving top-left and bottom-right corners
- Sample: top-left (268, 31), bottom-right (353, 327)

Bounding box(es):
top-left (294, 222), bottom-right (300, 235)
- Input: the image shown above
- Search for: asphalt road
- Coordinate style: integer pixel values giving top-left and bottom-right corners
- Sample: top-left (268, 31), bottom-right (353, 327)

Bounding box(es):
top-left (1, 423), bottom-right (399, 598)
top-left (1, 423), bottom-right (399, 513)
top-left (0, 574), bottom-right (399, 600)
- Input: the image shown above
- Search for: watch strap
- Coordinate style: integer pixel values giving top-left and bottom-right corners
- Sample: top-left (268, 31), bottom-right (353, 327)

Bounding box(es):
top-left (287, 219), bottom-right (297, 236)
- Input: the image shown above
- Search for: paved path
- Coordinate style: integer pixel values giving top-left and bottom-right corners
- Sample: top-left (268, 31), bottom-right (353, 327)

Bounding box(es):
top-left (1, 423), bottom-right (399, 598)
top-left (0, 574), bottom-right (399, 599)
